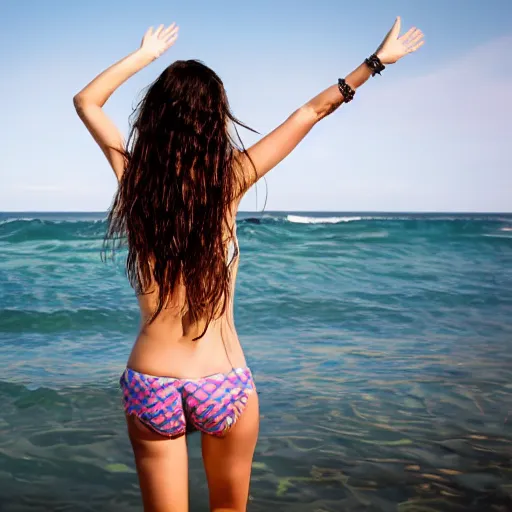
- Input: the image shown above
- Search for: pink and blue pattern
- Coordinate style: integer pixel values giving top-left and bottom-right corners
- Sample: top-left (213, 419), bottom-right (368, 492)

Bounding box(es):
top-left (120, 367), bottom-right (254, 437)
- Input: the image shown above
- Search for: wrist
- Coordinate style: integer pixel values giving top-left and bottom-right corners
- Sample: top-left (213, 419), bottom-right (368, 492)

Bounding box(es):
top-left (135, 47), bottom-right (158, 65)
top-left (365, 53), bottom-right (386, 75)
top-left (375, 52), bottom-right (390, 66)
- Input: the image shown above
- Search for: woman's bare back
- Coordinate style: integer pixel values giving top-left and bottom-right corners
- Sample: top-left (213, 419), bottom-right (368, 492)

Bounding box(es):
top-left (126, 219), bottom-right (246, 379)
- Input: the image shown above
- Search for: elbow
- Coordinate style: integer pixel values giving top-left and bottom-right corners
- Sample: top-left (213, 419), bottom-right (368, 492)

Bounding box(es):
top-left (73, 94), bottom-right (85, 115)
top-left (73, 93), bottom-right (102, 118)
top-left (303, 101), bottom-right (338, 123)
top-left (297, 104), bottom-right (320, 126)
top-left (73, 93), bottom-right (93, 119)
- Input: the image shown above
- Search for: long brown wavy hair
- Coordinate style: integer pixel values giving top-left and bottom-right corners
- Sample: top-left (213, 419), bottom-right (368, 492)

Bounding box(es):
top-left (104, 60), bottom-right (256, 339)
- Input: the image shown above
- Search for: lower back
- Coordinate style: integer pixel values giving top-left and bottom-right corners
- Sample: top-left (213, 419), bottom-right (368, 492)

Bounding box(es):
top-left (126, 291), bottom-right (246, 379)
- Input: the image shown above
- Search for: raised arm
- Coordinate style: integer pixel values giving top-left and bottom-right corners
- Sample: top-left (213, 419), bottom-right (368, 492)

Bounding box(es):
top-left (73, 24), bottom-right (179, 181)
top-left (239, 17), bottom-right (424, 189)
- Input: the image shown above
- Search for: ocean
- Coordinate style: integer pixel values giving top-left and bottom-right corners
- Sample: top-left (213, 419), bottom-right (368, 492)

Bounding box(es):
top-left (1, 211), bottom-right (511, 511)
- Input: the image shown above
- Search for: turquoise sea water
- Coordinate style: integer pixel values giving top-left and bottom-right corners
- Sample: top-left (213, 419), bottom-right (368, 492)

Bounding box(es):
top-left (1, 211), bottom-right (512, 511)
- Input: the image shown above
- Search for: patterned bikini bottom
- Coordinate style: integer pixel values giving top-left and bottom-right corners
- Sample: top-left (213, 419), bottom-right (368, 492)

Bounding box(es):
top-left (119, 366), bottom-right (255, 437)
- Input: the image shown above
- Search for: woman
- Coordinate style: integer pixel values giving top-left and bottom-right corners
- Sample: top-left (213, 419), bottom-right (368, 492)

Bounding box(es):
top-left (73, 17), bottom-right (423, 512)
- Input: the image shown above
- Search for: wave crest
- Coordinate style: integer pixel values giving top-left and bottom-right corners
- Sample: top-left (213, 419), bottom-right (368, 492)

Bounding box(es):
top-left (286, 215), bottom-right (362, 224)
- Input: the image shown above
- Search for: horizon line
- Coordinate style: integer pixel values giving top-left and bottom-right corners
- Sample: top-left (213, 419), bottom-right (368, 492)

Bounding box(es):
top-left (1, 210), bottom-right (511, 215)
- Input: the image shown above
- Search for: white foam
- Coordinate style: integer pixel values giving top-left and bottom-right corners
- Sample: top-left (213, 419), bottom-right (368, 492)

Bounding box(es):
top-left (287, 215), bottom-right (362, 224)
top-left (0, 217), bottom-right (36, 225)
top-left (483, 233), bottom-right (512, 239)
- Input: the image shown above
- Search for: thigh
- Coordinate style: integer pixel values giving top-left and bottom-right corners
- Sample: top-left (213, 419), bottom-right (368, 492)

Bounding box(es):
top-left (126, 414), bottom-right (189, 512)
top-left (201, 390), bottom-right (260, 512)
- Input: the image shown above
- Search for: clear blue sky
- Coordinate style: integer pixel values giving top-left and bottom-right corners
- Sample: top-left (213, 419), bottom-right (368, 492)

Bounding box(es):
top-left (1, 0), bottom-right (511, 212)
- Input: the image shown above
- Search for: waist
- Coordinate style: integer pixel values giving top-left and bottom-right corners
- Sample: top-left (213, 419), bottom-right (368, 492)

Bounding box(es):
top-left (126, 321), bottom-right (247, 379)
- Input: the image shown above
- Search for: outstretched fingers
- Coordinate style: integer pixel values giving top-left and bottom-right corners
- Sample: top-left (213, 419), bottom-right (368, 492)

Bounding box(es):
top-left (406, 29), bottom-right (424, 53)
top-left (140, 21), bottom-right (179, 56)
top-left (164, 25), bottom-right (179, 46)
top-left (161, 22), bottom-right (177, 38)
top-left (398, 26), bottom-right (424, 54)
top-left (405, 28), bottom-right (423, 44)
top-left (408, 39), bottom-right (425, 53)
top-left (401, 26), bottom-right (417, 42)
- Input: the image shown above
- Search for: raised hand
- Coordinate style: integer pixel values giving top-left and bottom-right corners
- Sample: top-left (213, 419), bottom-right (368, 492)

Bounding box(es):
top-left (375, 17), bottom-right (424, 65)
top-left (140, 23), bottom-right (180, 61)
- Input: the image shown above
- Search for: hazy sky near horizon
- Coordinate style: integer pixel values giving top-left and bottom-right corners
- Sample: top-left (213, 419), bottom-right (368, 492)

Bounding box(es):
top-left (1, 0), bottom-right (511, 212)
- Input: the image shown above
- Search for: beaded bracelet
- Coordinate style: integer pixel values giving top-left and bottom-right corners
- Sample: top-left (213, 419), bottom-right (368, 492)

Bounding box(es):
top-left (337, 78), bottom-right (355, 103)
top-left (365, 54), bottom-right (386, 76)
